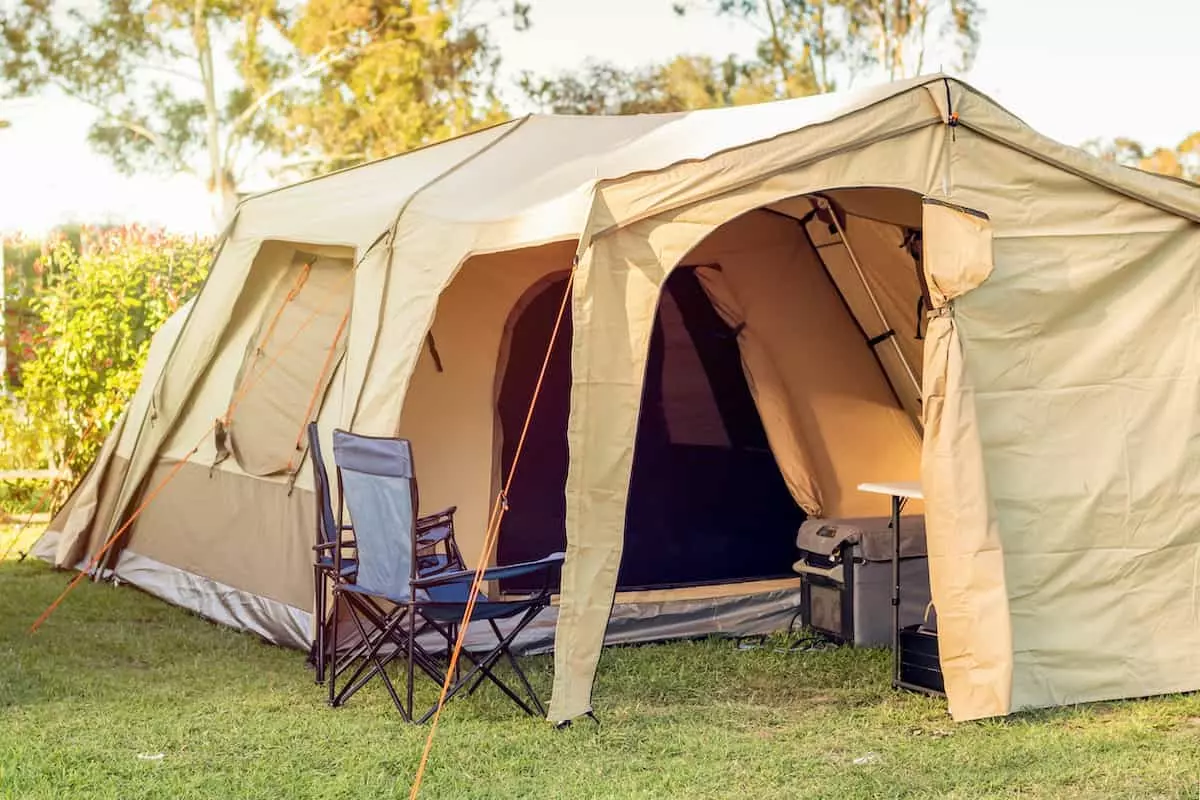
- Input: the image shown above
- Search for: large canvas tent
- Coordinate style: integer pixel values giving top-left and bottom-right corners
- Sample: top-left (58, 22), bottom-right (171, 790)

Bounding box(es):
top-left (34, 74), bottom-right (1200, 724)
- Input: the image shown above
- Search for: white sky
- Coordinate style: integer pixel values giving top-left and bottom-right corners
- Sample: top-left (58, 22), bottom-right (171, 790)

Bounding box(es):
top-left (0, 0), bottom-right (1196, 236)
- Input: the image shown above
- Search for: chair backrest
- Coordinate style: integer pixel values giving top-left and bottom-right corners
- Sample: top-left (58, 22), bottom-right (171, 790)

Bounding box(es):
top-left (332, 429), bottom-right (418, 601)
top-left (307, 423), bottom-right (337, 548)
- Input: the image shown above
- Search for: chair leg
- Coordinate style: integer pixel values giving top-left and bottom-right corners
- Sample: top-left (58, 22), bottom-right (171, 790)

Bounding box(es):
top-left (328, 589), bottom-right (340, 707)
top-left (340, 598), bottom-right (411, 721)
top-left (314, 566), bottom-right (327, 685)
top-left (491, 619), bottom-right (545, 716)
top-left (407, 604), bottom-right (416, 722)
top-left (414, 613), bottom-right (539, 723)
top-left (333, 604), bottom-right (443, 704)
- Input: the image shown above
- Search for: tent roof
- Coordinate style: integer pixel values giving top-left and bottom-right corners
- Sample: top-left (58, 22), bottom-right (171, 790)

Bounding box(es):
top-left (234, 73), bottom-right (1199, 250)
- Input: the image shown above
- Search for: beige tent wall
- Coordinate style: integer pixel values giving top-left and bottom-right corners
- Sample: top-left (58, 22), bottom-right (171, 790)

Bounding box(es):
top-left (125, 460), bottom-right (314, 608)
top-left (550, 127), bottom-right (947, 721)
top-left (930, 127), bottom-right (1200, 714)
top-left (398, 241), bottom-right (577, 566)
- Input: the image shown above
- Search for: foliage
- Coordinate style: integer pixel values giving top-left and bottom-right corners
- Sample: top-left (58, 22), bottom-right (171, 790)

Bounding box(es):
top-left (0, 478), bottom-right (47, 517)
top-left (675, 0), bottom-right (984, 97)
top-left (0, 0), bottom-right (528, 220)
top-left (3, 225), bottom-right (125, 389)
top-left (7, 226), bottom-right (210, 479)
top-left (2, 556), bottom-right (1200, 798)
top-left (520, 55), bottom-right (779, 115)
top-left (1084, 133), bottom-right (1200, 183)
top-left (280, 0), bottom-right (527, 175)
top-left (525, 0), bottom-right (984, 116)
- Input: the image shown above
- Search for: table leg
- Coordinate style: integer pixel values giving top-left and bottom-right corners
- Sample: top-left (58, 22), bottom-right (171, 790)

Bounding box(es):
top-left (891, 493), bottom-right (901, 689)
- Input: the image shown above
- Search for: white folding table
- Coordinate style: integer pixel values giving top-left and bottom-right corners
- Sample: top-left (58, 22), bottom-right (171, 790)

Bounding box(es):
top-left (856, 481), bottom-right (926, 692)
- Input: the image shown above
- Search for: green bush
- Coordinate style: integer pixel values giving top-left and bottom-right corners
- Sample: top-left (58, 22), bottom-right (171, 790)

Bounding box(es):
top-left (0, 477), bottom-right (50, 517)
top-left (4, 226), bottom-right (211, 481)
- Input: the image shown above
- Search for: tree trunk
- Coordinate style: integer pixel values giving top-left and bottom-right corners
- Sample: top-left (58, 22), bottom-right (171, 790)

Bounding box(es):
top-left (193, 0), bottom-right (231, 229)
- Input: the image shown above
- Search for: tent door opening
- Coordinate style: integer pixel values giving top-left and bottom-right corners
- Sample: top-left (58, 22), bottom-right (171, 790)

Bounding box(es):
top-left (495, 267), bottom-right (805, 594)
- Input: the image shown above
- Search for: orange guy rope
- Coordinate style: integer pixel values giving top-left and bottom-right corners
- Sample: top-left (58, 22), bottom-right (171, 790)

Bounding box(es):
top-left (254, 263), bottom-right (312, 358)
top-left (30, 263), bottom-right (361, 633)
top-left (284, 308), bottom-right (352, 474)
top-left (409, 266), bottom-right (576, 799)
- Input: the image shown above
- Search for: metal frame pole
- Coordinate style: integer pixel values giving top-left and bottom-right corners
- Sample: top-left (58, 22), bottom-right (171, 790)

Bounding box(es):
top-left (816, 197), bottom-right (922, 399)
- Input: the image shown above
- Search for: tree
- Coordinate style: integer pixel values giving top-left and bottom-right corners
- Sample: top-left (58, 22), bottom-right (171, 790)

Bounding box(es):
top-left (1084, 133), bottom-right (1200, 183)
top-left (674, 0), bottom-right (983, 97)
top-left (0, 0), bottom-right (525, 224)
top-left (280, 0), bottom-right (527, 175)
top-left (520, 55), bottom-right (776, 115)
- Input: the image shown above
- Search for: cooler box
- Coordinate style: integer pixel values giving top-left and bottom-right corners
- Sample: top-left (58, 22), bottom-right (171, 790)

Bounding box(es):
top-left (792, 516), bottom-right (931, 647)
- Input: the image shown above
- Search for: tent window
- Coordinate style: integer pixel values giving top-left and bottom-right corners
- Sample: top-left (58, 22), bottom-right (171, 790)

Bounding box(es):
top-left (227, 248), bottom-right (353, 477)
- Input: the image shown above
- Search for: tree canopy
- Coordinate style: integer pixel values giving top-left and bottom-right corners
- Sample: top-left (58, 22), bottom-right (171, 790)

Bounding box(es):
top-left (526, 0), bottom-right (983, 115)
top-left (1084, 133), bottom-right (1200, 184)
top-left (0, 0), bottom-right (527, 221)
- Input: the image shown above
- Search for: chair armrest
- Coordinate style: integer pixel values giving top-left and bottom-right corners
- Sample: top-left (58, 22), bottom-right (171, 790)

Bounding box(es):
top-left (312, 528), bottom-right (355, 552)
top-left (412, 552), bottom-right (565, 589)
top-left (417, 506), bottom-right (457, 528)
top-left (416, 525), bottom-right (453, 546)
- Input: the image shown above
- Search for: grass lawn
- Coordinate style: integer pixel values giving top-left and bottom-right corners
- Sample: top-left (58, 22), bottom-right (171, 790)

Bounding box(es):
top-left (1, 525), bottom-right (1199, 799)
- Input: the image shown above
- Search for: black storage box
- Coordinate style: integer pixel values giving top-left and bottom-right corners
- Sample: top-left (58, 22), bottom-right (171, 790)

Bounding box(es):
top-left (898, 623), bottom-right (944, 695)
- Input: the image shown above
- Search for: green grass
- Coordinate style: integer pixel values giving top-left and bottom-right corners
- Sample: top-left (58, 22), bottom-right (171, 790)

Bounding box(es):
top-left (2, 525), bottom-right (1200, 799)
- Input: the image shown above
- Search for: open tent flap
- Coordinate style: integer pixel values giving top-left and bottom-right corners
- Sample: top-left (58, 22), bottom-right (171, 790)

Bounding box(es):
top-left (686, 208), bottom-right (923, 520)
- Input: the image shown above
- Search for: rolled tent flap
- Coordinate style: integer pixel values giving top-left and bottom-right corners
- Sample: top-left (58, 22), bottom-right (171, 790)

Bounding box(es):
top-left (919, 197), bottom-right (1012, 720)
top-left (921, 199), bottom-right (995, 306)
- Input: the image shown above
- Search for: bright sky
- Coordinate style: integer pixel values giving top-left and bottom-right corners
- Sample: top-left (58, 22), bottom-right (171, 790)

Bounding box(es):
top-left (0, 0), bottom-right (1196, 236)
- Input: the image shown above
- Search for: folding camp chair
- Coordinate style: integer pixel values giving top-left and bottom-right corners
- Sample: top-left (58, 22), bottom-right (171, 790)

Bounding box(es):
top-left (307, 423), bottom-right (466, 686)
top-left (327, 429), bottom-right (563, 722)
top-left (308, 422), bottom-right (356, 685)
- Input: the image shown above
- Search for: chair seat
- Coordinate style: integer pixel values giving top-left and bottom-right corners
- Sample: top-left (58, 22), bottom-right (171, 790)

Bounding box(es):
top-left (317, 557), bottom-right (358, 577)
top-left (421, 600), bottom-right (536, 623)
top-left (424, 581), bottom-right (483, 604)
top-left (337, 580), bottom-right (490, 607)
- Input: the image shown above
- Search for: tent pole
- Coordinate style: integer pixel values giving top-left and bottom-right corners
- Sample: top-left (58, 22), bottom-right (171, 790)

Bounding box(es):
top-left (815, 198), bottom-right (922, 399)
